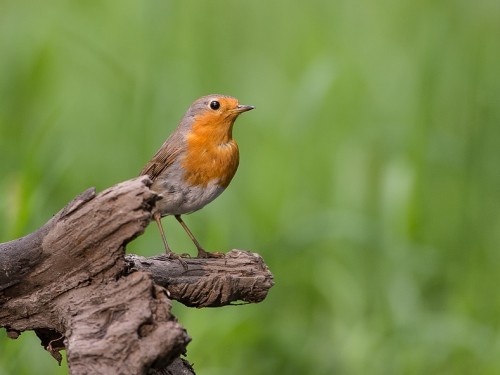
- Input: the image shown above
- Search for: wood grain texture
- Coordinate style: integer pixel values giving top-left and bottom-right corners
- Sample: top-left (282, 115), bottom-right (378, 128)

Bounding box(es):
top-left (126, 250), bottom-right (274, 308)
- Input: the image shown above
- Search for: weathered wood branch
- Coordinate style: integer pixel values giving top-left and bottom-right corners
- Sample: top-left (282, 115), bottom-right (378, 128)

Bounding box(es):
top-left (0, 177), bottom-right (273, 374)
top-left (125, 251), bottom-right (273, 308)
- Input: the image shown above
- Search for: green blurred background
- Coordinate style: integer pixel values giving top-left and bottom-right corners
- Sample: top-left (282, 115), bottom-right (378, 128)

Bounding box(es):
top-left (1, 0), bottom-right (500, 374)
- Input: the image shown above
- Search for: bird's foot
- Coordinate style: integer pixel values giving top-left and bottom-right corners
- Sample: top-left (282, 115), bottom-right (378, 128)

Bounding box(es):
top-left (196, 247), bottom-right (225, 259)
top-left (164, 251), bottom-right (189, 270)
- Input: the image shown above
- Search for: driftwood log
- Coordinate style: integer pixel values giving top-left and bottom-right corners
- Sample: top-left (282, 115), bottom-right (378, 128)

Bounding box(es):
top-left (0, 177), bottom-right (273, 374)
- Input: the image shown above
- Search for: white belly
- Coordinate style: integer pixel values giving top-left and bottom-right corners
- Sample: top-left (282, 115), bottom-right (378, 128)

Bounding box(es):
top-left (152, 177), bottom-right (225, 216)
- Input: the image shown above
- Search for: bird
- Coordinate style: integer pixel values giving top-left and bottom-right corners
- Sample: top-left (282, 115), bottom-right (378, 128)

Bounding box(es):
top-left (139, 94), bottom-right (254, 258)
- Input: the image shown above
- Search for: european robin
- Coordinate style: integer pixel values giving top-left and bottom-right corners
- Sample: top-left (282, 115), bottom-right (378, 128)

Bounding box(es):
top-left (140, 94), bottom-right (254, 258)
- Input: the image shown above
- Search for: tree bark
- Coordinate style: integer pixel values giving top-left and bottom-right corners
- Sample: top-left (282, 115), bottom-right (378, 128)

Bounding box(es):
top-left (0, 177), bottom-right (273, 374)
top-left (125, 250), bottom-right (273, 308)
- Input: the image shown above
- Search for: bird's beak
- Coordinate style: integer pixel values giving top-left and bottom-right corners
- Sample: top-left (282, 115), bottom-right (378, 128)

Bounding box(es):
top-left (234, 104), bottom-right (255, 113)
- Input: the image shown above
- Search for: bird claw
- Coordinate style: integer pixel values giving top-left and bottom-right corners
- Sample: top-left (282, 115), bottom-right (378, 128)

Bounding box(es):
top-left (196, 248), bottom-right (225, 259)
top-left (164, 251), bottom-right (189, 270)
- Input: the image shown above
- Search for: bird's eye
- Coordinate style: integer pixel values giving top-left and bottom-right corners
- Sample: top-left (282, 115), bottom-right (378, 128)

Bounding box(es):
top-left (209, 100), bottom-right (220, 110)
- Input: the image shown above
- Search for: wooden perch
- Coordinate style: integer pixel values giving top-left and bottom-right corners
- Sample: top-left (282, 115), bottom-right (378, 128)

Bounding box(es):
top-left (0, 177), bottom-right (273, 375)
top-left (126, 251), bottom-right (273, 308)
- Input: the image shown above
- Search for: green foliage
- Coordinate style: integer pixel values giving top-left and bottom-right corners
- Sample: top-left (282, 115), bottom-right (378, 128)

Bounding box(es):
top-left (1, 0), bottom-right (500, 374)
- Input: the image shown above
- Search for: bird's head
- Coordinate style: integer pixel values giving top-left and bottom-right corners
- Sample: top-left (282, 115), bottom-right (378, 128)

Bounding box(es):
top-left (182, 95), bottom-right (254, 142)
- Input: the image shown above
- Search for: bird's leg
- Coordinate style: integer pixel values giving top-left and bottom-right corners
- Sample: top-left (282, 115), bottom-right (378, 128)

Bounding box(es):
top-left (154, 211), bottom-right (171, 253)
top-left (174, 215), bottom-right (208, 257)
top-left (154, 212), bottom-right (188, 269)
top-left (175, 215), bottom-right (223, 258)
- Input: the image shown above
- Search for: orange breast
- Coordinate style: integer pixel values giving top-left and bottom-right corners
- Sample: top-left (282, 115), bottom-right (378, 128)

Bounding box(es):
top-left (182, 121), bottom-right (240, 188)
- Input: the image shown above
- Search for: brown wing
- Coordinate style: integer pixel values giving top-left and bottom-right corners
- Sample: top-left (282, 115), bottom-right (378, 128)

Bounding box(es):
top-left (139, 134), bottom-right (183, 181)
